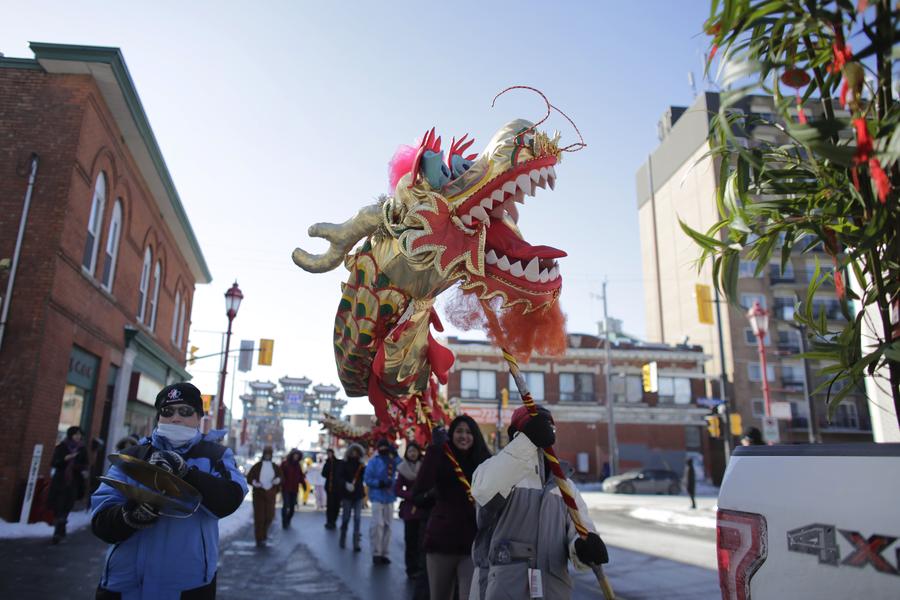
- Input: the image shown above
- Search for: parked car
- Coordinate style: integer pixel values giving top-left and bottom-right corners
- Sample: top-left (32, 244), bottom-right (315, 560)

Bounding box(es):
top-left (601, 468), bottom-right (681, 494)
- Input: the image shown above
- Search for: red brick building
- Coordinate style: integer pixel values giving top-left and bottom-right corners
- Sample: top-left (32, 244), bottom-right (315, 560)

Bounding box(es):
top-left (446, 332), bottom-right (713, 481)
top-left (0, 43), bottom-right (210, 520)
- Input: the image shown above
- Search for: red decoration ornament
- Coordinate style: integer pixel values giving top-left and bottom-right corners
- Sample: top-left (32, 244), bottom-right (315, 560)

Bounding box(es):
top-left (851, 118), bottom-right (892, 203)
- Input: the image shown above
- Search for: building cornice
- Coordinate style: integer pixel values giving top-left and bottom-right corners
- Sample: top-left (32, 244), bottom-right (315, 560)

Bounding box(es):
top-left (458, 400), bottom-right (709, 426)
top-left (446, 342), bottom-right (709, 363)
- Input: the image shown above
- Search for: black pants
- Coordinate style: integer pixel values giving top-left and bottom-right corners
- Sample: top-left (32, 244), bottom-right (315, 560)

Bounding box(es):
top-left (282, 491), bottom-right (298, 526)
top-left (403, 519), bottom-right (422, 575)
top-left (96, 575), bottom-right (216, 599)
top-left (325, 488), bottom-right (340, 526)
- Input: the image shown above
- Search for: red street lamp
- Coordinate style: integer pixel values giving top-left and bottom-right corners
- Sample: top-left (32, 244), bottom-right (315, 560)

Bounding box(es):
top-left (215, 281), bottom-right (243, 429)
top-left (746, 300), bottom-right (772, 417)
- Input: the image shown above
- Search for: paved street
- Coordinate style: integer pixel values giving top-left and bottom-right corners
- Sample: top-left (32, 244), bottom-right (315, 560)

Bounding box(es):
top-left (1, 496), bottom-right (720, 599)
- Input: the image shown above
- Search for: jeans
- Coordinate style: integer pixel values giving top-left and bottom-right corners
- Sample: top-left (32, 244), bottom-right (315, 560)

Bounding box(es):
top-left (281, 491), bottom-right (298, 526)
top-left (340, 498), bottom-right (361, 538)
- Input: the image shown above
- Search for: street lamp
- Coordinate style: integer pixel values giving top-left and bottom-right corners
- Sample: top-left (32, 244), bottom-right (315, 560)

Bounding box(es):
top-left (214, 281), bottom-right (243, 429)
top-left (746, 301), bottom-right (772, 417)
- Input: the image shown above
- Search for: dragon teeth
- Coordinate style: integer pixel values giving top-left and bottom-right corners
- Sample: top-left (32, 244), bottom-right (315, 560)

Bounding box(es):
top-left (470, 205), bottom-right (489, 223)
top-left (515, 174), bottom-right (531, 194)
top-left (480, 197), bottom-right (494, 210)
top-left (524, 257), bottom-right (541, 282)
top-left (461, 214), bottom-right (474, 227)
top-left (506, 201), bottom-right (519, 223)
top-left (539, 268), bottom-right (550, 283)
top-left (485, 249), bottom-right (498, 265)
top-left (497, 255), bottom-right (511, 271)
top-left (514, 189), bottom-right (525, 204)
top-left (509, 260), bottom-right (525, 277)
top-left (549, 265), bottom-right (559, 280)
top-left (502, 181), bottom-right (518, 197)
top-left (529, 169), bottom-right (541, 183)
top-left (491, 189), bottom-right (505, 204)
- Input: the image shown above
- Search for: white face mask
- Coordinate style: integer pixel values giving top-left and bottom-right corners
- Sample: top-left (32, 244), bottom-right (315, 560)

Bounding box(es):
top-left (156, 423), bottom-right (198, 445)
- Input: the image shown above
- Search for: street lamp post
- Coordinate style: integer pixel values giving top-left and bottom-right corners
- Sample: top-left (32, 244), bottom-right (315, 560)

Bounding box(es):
top-left (747, 301), bottom-right (773, 417)
top-left (215, 282), bottom-right (243, 430)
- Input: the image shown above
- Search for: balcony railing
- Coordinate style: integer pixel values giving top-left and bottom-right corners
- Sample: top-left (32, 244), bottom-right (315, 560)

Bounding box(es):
top-left (781, 380), bottom-right (805, 392)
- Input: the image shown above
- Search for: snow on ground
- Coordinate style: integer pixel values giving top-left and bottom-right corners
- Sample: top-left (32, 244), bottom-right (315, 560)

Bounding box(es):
top-left (629, 506), bottom-right (717, 529)
top-left (0, 509), bottom-right (92, 539)
top-left (218, 497), bottom-right (253, 540)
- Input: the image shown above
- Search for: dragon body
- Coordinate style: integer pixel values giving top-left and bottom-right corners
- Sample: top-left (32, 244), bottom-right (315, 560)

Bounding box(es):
top-left (294, 119), bottom-right (566, 435)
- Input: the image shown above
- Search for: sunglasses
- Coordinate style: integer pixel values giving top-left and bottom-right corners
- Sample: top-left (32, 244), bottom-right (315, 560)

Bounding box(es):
top-left (159, 405), bottom-right (198, 418)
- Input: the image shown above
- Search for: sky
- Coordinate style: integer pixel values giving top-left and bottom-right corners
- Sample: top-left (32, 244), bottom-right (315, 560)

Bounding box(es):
top-left (2, 1), bottom-right (715, 446)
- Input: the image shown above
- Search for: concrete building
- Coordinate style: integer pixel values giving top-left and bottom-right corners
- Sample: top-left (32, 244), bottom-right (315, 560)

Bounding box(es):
top-left (635, 91), bottom-right (874, 444)
top-left (0, 43), bottom-right (210, 520)
top-left (445, 332), bottom-right (712, 481)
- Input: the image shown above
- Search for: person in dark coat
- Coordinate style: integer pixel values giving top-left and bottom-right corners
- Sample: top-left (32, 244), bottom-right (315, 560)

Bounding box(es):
top-left (413, 415), bottom-right (491, 600)
top-left (337, 443), bottom-right (367, 551)
top-left (395, 441), bottom-right (424, 578)
top-left (685, 457), bottom-right (697, 509)
top-left (280, 449), bottom-right (305, 528)
top-left (48, 425), bottom-right (89, 544)
top-left (322, 448), bottom-right (341, 529)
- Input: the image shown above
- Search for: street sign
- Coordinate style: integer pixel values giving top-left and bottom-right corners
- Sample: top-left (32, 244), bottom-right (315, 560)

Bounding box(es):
top-left (762, 416), bottom-right (780, 443)
top-left (771, 401), bottom-right (792, 421)
top-left (238, 340), bottom-right (254, 372)
top-left (697, 397), bottom-right (724, 408)
top-left (19, 444), bottom-right (43, 524)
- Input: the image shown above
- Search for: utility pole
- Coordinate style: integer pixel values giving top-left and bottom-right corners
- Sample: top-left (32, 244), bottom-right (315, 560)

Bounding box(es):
top-left (794, 323), bottom-right (820, 443)
top-left (601, 279), bottom-right (619, 476)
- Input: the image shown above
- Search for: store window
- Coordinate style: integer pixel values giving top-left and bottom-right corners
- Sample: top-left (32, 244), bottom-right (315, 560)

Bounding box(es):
top-left (509, 372), bottom-right (544, 401)
top-left (610, 374), bottom-right (642, 403)
top-left (657, 376), bottom-right (691, 404)
top-left (460, 370), bottom-right (496, 399)
top-left (57, 346), bottom-right (99, 441)
top-left (560, 372), bottom-right (595, 402)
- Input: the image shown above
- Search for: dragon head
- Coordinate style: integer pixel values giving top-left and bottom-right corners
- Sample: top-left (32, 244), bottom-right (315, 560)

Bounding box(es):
top-left (388, 119), bottom-right (565, 313)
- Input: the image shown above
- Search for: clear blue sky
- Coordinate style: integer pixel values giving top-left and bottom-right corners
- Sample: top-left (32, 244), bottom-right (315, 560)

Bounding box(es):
top-left (2, 1), bottom-right (714, 430)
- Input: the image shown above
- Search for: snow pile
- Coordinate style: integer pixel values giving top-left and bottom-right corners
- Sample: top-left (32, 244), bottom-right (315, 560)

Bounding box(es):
top-left (0, 509), bottom-right (92, 539)
top-left (218, 498), bottom-right (252, 540)
top-left (629, 507), bottom-right (716, 529)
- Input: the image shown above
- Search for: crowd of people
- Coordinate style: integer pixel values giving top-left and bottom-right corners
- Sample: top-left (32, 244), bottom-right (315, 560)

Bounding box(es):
top-left (74, 380), bottom-right (608, 599)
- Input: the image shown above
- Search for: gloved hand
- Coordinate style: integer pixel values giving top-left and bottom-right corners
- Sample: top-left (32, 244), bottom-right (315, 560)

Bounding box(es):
top-left (344, 482), bottom-right (355, 493)
top-left (574, 532), bottom-right (609, 565)
top-left (272, 477), bottom-right (281, 485)
top-left (412, 490), bottom-right (435, 509)
top-left (252, 481), bottom-right (263, 488)
top-left (521, 413), bottom-right (556, 448)
top-left (148, 450), bottom-right (188, 478)
top-left (122, 501), bottom-right (160, 529)
top-left (431, 426), bottom-right (448, 448)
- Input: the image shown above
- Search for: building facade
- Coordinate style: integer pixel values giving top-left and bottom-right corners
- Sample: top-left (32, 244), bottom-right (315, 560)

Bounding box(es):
top-left (445, 333), bottom-right (711, 480)
top-left (0, 43), bottom-right (210, 520)
top-left (635, 91), bottom-right (874, 444)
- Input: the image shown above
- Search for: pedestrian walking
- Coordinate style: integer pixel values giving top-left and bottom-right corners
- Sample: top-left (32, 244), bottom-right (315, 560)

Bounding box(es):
top-left (307, 455), bottom-right (327, 510)
top-left (395, 441), bottom-right (425, 578)
top-left (280, 449), bottom-right (305, 528)
top-left (364, 438), bottom-right (401, 565)
top-left (322, 448), bottom-right (341, 529)
top-left (337, 443), bottom-right (366, 551)
top-left (91, 382), bottom-right (248, 599)
top-left (469, 405), bottom-right (609, 600)
top-left (247, 446), bottom-right (283, 547)
top-left (414, 415), bottom-right (491, 600)
top-left (48, 425), bottom-right (88, 544)
top-left (684, 456), bottom-right (697, 510)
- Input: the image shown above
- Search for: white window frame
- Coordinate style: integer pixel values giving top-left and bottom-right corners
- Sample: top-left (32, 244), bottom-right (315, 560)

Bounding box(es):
top-left (148, 261), bottom-right (161, 331)
top-left (751, 398), bottom-right (766, 418)
top-left (177, 297), bottom-right (187, 349)
top-left (738, 260), bottom-right (758, 279)
top-left (100, 199), bottom-right (122, 291)
top-left (744, 328), bottom-right (770, 346)
top-left (740, 294), bottom-right (767, 310)
top-left (509, 372), bottom-right (544, 401)
top-left (748, 362), bottom-right (776, 382)
top-left (171, 289), bottom-right (181, 344)
top-left (137, 247), bottom-right (152, 322)
top-left (82, 172), bottom-right (107, 275)
top-left (460, 370), bottom-right (496, 400)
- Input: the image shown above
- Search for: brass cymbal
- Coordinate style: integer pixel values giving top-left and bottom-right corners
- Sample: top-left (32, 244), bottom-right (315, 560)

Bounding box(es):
top-left (99, 476), bottom-right (200, 517)
top-left (105, 453), bottom-right (201, 517)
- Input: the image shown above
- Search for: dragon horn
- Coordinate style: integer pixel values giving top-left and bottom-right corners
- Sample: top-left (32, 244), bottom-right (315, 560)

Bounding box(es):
top-left (291, 203), bottom-right (382, 273)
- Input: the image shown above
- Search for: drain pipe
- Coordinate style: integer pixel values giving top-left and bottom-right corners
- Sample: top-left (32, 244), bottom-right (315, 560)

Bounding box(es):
top-left (0, 153), bottom-right (39, 351)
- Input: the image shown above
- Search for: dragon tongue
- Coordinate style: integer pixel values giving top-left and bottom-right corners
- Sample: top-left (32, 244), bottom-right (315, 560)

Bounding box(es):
top-left (486, 219), bottom-right (567, 260)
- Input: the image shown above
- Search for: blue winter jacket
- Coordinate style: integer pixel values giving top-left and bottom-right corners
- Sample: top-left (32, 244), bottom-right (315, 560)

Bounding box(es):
top-left (91, 428), bottom-right (248, 600)
top-left (364, 452), bottom-right (401, 504)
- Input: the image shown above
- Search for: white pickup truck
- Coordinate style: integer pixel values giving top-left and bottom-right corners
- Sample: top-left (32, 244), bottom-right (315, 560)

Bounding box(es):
top-left (716, 443), bottom-right (900, 599)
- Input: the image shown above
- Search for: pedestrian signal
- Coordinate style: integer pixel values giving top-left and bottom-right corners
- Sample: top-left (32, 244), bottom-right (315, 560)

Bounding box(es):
top-left (258, 338), bottom-right (274, 366)
top-left (501, 388), bottom-right (509, 409)
top-left (641, 362), bottom-right (658, 393)
top-left (730, 413), bottom-right (743, 437)
top-left (188, 345), bottom-right (199, 365)
top-left (201, 394), bottom-right (213, 413)
top-left (705, 414), bottom-right (721, 438)
top-left (695, 283), bottom-right (714, 325)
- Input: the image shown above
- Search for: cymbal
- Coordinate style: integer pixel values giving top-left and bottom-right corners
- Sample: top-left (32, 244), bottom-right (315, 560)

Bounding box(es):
top-left (104, 453), bottom-right (201, 517)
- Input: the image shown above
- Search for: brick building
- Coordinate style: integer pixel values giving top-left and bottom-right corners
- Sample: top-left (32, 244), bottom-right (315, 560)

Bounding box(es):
top-left (446, 332), bottom-right (712, 481)
top-left (0, 43), bottom-right (210, 520)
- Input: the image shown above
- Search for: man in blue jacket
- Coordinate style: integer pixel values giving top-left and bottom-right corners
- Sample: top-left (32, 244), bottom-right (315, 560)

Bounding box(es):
top-left (364, 438), bottom-right (401, 565)
top-left (91, 382), bottom-right (248, 600)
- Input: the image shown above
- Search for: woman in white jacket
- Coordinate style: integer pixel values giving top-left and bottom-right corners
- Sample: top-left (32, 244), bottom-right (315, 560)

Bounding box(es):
top-left (468, 405), bottom-right (608, 600)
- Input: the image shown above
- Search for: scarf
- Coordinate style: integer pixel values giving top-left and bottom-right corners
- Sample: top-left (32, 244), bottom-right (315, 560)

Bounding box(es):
top-left (63, 438), bottom-right (83, 484)
top-left (397, 458), bottom-right (421, 481)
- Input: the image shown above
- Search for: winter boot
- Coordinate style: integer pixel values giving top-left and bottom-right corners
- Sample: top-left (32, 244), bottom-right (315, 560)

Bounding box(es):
top-left (51, 519), bottom-right (66, 545)
top-left (353, 532), bottom-right (362, 552)
top-left (339, 525), bottom-right (347, 549)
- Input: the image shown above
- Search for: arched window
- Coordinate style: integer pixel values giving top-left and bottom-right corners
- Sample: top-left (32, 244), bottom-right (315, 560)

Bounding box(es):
top-left (82, 172), bottom-right (107, 274)
top-left (171, 289), bottom-right (181, 344)
top-left (148, 261), bottom-right (162, 331)
top-left (177, 296), bottom-right (188, 348)
top-left (137, 247), bottom-right (152, 322)
top-left (100, 200), bottom-right (122, 291)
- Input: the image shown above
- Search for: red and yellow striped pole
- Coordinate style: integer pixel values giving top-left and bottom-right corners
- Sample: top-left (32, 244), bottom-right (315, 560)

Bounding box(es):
top-left (502, 348), bottom-right (616, 599)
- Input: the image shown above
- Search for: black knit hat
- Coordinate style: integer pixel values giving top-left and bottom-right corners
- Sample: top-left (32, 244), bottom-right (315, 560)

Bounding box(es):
top-left (155, 382), bottom-right (203, 415)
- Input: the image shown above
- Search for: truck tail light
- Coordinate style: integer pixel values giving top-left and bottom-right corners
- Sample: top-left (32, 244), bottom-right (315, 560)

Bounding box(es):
top-left (717, 509), bottom-right (768, 600)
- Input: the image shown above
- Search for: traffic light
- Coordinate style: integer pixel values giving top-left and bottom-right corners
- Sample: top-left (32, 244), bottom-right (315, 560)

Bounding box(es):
top-left (695, 283), bottom-right (714, 325)
top-left (705, 414), bottom-right (721, 438)
top-left (258, 338), bottom-right (274, 366)
top-left (500, 388), bottom-right (509, 409)
top-left (641, 362), bottom-right (658, 393)
top-left (188, 345), bottom-right (199, 365)
top-left (730, 413), bottom-right (743, 437)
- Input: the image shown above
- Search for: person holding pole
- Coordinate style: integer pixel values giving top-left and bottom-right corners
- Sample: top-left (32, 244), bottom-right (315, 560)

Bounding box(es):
top-left (469, 404), bottom-right (609, 600)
